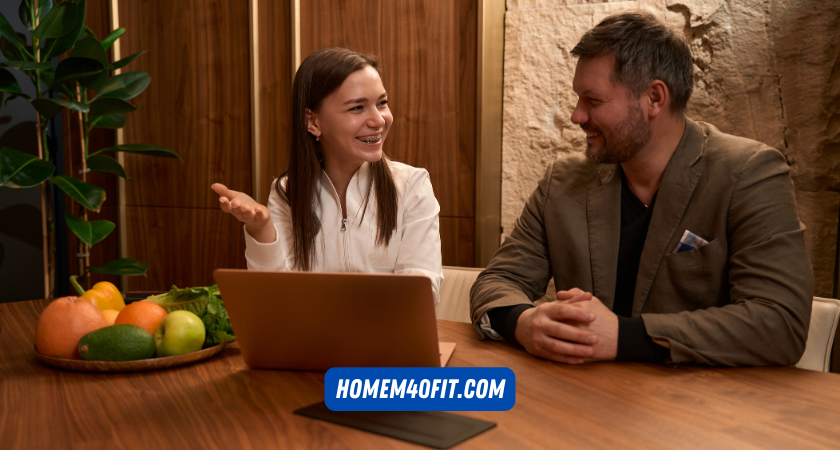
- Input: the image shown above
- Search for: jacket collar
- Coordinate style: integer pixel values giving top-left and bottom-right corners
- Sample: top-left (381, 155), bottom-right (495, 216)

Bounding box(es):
top-left (631, 117), bottom-right (704, 315)
top-left (586, 117), bottom-right (705, 313)
top-left (319, 162), bottom-right (371, 224)
top-left (587, 163), bottom-right (621, 309)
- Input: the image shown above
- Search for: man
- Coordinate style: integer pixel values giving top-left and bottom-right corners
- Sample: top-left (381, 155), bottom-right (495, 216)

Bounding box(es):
top-left (470, 11), bottom-right (813, 366)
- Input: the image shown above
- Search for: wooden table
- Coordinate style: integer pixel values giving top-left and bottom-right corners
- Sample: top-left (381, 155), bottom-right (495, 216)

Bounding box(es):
top-left (3, 299), bottom-right (840, 449)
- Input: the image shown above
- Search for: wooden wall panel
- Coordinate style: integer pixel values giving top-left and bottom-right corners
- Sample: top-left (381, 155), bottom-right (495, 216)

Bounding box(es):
top-left (457, 0), bottom-right (478, 220)
top-left (257, 0), bottom-right (293, 205)
top-left (123, 207), bottom-right (247, 291)
top-left (300, 0), bottom-right (478, 267)
top-left (119, 0), bottom-right (252, 209)
top-left (72, 0), bottom-right (475, 293)
top-left (440, 217), bottom-right (476, 267)
top-left (117, 1), bottom-right (252, 290)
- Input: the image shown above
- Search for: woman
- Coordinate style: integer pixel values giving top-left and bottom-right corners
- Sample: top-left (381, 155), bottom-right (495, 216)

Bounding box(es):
top-left (211, 48), bottom-right (443, 303)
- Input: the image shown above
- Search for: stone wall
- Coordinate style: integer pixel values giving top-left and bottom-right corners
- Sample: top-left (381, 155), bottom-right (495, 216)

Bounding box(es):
top-left (502, 0), bottom-right (840, 296)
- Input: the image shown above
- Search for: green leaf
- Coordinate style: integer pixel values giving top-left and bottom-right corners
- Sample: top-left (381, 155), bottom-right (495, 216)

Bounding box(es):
top-left (33, 2), bottom-right (78, 40)
top-left (201, 292), bottom-right (235, 348)
top-left (96, 71), bottom-right (150, 101)
top-left (39, 69), bottom-right (53, 84)
top-left (0, 68), bottom-right (26, 96)
top-left (51, 56), bottom-right (103, 88)
top-left (0, 146), bottom-right (56, 187)
top-left (17, 0), bottom-right (32, 29)
top-left (91, 143), bottom-right (181, 160)
top-left (101, 27), bottom-right (124, 51)
top-left (110, 50), bottom-right (148, 71)
top-left (83, 25), bottom-right (96, 40)
top-left (0, 12), bottom-right (26, 55)
top-left (41, 0), bottom-right (56, 20)
top-left (20, 0), bottom-right (54, 30)
top-left (70, 36), bottom-right (108, 89)
top-left (38, 70), bottom-right (74, 97)
top-left (89, 98), bottom-right (137, 120)
top-left (65, 214), bottom-right (115, 246)
top-left (1, 60), bottom-right (53, 71)
top-left (41, 0), bottom-right (85, 60)
top-left (87, 258), bottom-right (150, 276)
top-left (70, 37), bottom-right (107, 66)
top-left (4, 93), bottom-right (24, 106)
top-left (0, 34), bottom-right (27, 62)
top-left (31, 98), bottom-right (87, 120)
top-left (90, 113), bottom-right (125, 129)
top-left (38, 68), bottom-right (53, 88)
top-left (86, 154), bottom-right (129, 178)
top-left (49, 175), bottom-right (105, 211)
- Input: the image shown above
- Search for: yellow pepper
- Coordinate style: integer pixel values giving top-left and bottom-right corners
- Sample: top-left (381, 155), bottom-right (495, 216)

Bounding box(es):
top-left (70, 276), bottom-right (126, 312)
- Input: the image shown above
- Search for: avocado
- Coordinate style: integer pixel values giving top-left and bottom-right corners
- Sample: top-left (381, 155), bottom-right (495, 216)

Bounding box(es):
top-left (78, 324), bottom-right (156, 361)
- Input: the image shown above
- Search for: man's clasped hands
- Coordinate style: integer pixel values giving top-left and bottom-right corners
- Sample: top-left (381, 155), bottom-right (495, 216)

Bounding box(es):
top-left (514, 288), bottom-right (619, 365)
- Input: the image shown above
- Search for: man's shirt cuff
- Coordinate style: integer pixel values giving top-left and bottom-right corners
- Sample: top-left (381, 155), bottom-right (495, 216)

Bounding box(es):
top-left (484, 304), bottom-right (535, 345)
top-left (617, 316), bottom-right (670, 362)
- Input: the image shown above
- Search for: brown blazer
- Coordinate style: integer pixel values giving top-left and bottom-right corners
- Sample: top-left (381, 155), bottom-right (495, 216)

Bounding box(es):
top-left (470, 118), bottom-right (813, 366)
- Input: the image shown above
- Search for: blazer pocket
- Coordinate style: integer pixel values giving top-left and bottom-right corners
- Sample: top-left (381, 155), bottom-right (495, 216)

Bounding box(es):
top-left (664, 238), bottom-right (727, 307)
top-left (665, 238), bottom-right (725, 271)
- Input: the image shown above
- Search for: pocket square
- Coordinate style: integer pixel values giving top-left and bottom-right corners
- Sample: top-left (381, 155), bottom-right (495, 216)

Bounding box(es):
top-left (673, 230), bottom-right (709, 254)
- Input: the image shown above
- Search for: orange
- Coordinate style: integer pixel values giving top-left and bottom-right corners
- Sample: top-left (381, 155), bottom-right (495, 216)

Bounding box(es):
top-left (101, 309), bottom-right (120, 325)
top-left (35, 296), bottom-right (109, 360)
top-left (114, 301), bottom-right (168, 335)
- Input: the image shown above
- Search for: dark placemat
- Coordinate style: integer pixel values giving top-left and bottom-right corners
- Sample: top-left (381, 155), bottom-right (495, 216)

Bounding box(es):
top-left (294, 401), bottom-right (496, 449)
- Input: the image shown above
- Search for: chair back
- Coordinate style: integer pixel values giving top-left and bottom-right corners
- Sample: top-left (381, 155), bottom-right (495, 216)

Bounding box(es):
top-left (436, 266), bottom-right (483, 323)
top-left (796, 297), bottom-right (840, 372)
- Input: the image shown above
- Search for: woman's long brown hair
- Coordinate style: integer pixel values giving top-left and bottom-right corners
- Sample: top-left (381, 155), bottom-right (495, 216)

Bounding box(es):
top-left (276, 48), bottom-right (398, 271)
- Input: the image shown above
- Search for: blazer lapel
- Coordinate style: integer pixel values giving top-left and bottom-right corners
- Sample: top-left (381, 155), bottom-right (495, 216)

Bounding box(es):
top-left (631, 118), bottom-right (705, 316)
top-left (586, 164), bottom-right (621, 310)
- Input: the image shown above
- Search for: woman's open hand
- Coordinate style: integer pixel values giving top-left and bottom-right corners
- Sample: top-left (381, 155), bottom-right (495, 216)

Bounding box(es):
top-left (211, 183), bottom-right (276, 243)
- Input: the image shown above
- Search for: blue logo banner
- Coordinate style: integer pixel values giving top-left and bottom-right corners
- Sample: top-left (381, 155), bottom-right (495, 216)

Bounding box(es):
top-left (324, 367), bottom-right (515, 411)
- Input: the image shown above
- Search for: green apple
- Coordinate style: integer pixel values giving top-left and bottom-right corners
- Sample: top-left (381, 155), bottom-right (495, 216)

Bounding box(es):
top-left (154, 310), bottom-right (206, 357)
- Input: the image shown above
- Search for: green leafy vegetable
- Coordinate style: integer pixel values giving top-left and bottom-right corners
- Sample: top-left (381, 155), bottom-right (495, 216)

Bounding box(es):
top-left (145, 285), bottom-right (235, 348)
top-left (145, 285), bottom-right (216, 315)
top-left (202, 290), bottom-right (235, 348)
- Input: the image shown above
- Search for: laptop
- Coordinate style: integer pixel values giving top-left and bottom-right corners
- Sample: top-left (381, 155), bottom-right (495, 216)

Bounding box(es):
top-left (213, 269), bottom-right (449, 371)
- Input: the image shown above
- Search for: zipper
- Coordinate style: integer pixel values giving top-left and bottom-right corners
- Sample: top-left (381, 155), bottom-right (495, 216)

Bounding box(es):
top-left (341, 218), bottom-right (349, 272)
top-left (322, 169), bottom-right (353, 273)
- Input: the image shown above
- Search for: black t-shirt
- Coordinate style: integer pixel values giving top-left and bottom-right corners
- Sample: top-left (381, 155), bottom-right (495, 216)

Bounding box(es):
top-left (486, 169), bottom-right (670, 362)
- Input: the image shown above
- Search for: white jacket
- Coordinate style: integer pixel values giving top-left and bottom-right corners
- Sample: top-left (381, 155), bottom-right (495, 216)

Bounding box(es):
top-left (244, 160), bottom-right (443, 304)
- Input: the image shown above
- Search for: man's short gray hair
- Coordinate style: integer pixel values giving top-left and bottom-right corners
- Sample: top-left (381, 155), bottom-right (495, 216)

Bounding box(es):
top-left (570, 11), bottom-right (693, 115)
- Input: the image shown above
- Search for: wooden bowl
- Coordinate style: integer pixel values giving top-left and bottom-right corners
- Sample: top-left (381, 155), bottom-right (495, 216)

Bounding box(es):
top-left (34, 343), bottom-right (227, 373)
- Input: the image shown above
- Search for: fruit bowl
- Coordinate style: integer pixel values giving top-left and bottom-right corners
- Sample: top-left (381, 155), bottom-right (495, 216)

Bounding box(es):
top-left (33, 343), bottom-right (227, 373)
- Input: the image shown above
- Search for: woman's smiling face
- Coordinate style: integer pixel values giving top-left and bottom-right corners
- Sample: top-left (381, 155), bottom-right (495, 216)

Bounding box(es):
top-left (307, 66), bottom-right (393, 169)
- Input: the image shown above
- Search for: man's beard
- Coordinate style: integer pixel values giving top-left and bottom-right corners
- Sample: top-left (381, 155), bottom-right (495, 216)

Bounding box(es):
top-left (584, 103), bottom-right (651, 164)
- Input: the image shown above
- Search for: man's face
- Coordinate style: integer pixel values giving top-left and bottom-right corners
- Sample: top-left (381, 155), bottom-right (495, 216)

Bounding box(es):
top-left (571, 56), bottom-right (651, 164)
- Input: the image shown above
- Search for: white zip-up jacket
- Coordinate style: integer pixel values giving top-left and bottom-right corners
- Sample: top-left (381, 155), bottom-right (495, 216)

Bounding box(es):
top-left (244, 160), bottom-right (443, 304)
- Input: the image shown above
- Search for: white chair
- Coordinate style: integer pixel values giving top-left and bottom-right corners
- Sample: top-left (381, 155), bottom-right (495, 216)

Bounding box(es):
top-left (436, 266), bottom-right (483, 323)
top-left (795, 297), bottom-right (840, 372)
top-left (435, 268), bottom-right (559, 323)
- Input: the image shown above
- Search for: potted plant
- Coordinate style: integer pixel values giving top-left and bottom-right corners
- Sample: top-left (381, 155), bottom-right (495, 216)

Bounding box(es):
top-left (0, 0), bottom-right (179, 297)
